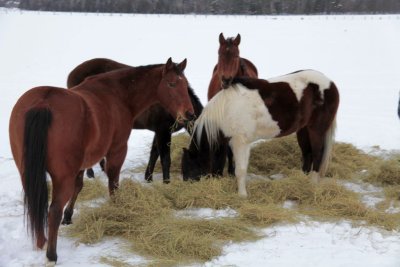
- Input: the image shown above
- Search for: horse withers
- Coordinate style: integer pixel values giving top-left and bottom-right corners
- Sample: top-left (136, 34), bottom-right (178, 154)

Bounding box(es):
top-left (183, 70), bottom-right (339, 197)
top-left (9, 58), bottom-right (194, 265)
top-left (67, 58), bottom-right (203, 182)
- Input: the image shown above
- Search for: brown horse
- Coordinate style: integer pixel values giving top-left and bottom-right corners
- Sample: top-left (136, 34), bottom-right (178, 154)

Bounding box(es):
top-left (205, 33), bottom-right (259, 176)
top-left (183, 70), bottom-right (339, 197)
top-left (207, 33), bottom-right (258, 100)
top-left (66, 58), bottom-right (203, 183)
top-left (9, 58), bottom-right (194, 265)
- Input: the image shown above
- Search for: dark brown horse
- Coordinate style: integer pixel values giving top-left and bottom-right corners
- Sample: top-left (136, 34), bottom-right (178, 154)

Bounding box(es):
top-left (183, 70), bottom-right (339, 197)
top-left (9, 58), bottom-right (194, 265)
top-left (205, 33), bottom-right (259, 176)
top-left (67, 58), bottom-right (203, 182)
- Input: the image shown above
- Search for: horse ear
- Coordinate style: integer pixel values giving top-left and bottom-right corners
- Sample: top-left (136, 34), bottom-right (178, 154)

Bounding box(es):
top-left (219, 33), bottom-right (226, 45)
top-left (165, 57), bottom-right (173, 71)
top-left (233, 34), bottom-right (241, 46)
top-left (178, 58), bottom-right (187, 72)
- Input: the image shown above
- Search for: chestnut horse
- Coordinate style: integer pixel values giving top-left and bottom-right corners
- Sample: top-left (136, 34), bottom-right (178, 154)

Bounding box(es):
top-left (183, 70), bottom-right (339, 197)
top-left (67, 58), bottom-right (203, 182)
top-left (206, 33), bottom-right (259, 176)
top-left (207, 33), bottom-right (258, 99)
top-left (9, 58), bottom-right (194, 265)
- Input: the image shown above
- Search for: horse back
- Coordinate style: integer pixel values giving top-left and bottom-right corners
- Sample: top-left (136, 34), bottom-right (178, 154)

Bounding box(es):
top-left (67, 58), bottom-right (130, 88)
top-left (239, 57), bottom-right (258, 78)
top-left (233, 71), bottom-right (339, 137)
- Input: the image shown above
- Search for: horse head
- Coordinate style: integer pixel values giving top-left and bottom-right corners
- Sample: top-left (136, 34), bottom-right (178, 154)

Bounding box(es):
top-left (217, 33), bottom-right (241, 89)
top-left (181, 147), bottom-right (205, 181)
top-left (158, 57), bottom-right (195, 123)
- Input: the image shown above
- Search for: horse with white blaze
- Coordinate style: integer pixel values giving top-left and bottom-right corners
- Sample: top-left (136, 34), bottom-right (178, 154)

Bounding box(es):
top-left (192, 70), bottom-right (340, 197)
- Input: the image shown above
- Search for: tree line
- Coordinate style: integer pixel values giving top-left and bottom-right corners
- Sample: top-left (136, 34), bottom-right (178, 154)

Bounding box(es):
top-left (13, 0), bottom-right (400, 14)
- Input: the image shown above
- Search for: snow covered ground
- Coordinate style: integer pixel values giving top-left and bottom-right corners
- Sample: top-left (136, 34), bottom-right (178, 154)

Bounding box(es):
top-left (0, 9), bottom-right (399, 267)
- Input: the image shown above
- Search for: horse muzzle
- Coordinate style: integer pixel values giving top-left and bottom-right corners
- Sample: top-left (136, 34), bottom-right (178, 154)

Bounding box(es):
top-left (184, 111), bottom-right (196, 121)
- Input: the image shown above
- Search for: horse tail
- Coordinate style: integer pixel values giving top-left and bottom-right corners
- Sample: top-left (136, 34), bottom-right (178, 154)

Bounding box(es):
top-left (319, 116), bottom-right (336, 177)
top-left (23, 107), bottom-right (52, 243)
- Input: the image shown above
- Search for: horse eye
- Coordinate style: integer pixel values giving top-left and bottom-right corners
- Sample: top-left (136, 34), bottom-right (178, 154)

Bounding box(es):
top-left (168, 82), bottom-right (176, 88)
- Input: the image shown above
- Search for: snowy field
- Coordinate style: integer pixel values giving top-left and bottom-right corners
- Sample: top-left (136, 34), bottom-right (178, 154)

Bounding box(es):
top-left (0, 9), bottom-right (400, 267)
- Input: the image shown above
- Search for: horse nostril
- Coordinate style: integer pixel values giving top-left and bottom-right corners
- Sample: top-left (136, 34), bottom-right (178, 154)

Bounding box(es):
top-left (185, 111), bottom-right (196, 121)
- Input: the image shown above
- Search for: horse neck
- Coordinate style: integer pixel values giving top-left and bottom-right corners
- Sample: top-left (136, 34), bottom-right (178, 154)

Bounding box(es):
top-left (123, 67), bottom-right (163, 118)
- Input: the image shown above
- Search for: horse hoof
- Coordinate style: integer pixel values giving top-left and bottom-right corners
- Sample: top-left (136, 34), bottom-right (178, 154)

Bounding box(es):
top-left (163, 180), bottom-right (170, 184)
top-left (61, 218), bottom-right (72, 225)
top-left (310, 171), bottom-right (320, 183)
top-left (45, 259), bottom-right (56, 267)
top-left (238, 191), bottom-right (248, 198)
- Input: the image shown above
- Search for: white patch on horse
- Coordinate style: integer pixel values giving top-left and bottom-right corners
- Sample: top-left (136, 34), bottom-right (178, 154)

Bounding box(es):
top-left (268, 70), bottom-right (332, 101)
top-left (195, 83), bottom-right (281, 145)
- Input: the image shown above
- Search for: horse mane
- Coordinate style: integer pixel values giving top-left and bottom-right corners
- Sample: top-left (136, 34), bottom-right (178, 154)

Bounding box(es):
top-left (194, 87), bottom-right (236, 148)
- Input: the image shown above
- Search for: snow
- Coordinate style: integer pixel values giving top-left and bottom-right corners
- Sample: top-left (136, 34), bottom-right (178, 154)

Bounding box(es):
top-left (0, 9), bottom-right (400, 266)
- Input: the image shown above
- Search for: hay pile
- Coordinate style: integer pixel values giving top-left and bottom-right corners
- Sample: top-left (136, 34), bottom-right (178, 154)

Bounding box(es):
top-left (66, 134), bottom-right (400, 265)
top-left (69, 179), bottom-right (258, 265)
top-left (145, 134), bottom-right (380, 180)
top-left (69, 173), bottom-right (400, 265)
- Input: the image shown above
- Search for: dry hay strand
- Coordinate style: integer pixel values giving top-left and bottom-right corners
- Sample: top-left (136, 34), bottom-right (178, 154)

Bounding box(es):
top-left (238, 203), bottom-right (296, 227)
top-left (247, 171), bottom-right (315, 205)
top-left (68, 179), bottom-right (257, 264)
top-left (301, 179), bottom-right (369, 219)
top-left (327, 143), bottom-right (379, 179)
top-left (154, 177), bottom-right (242, 209)
top-left (77, 178), bottom-right (108, 202)
top-left (248, 135), bottom-right (301, 176)
top-left (383, 185), bottom-right (400, 200)
top-left (68, 179), bottom-right (171, 243)
top-left (131, 217), bottom-right (257, 263)
top-left (245, 171), bottom-right (400, 231)
top-left (246, 135), bottom-right (377, 179)
top-left (364, 159), bottom-right (400, 185)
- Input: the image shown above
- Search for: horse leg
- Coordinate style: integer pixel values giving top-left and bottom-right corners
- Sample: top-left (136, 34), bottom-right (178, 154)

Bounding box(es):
top-left (106, 145), bottom-right (128, 195)
top-left (308, 129), bottom-right (325, 183)
top-left (229, 137), bottom-right (250, 197)
top-left (61, 170), bottom-right (84, 225)
top-left (227, 145), bottom-right (235, 176)
top-left (156, 131), bottom-right (172, 184)
top-left (144, 135), bottom-right (159, 182)
top-left (46, 176), bottom-right (75, 264)
top-left (296, 127), bottom-right (313, 173)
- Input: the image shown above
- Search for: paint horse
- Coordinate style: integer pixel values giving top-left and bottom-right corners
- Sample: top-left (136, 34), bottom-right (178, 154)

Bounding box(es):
top-left (185, 70), bottom-right (339, 197)
top-left (67, 58), bottom-right (203, 182)
top-left (203, 33), bottom-right (259, 176)
top-left (9, 58), bottom-right (194, 265)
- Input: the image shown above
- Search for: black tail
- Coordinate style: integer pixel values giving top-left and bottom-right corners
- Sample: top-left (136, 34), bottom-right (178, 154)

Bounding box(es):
top-left (23, 108), bottom-right (52, 242)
